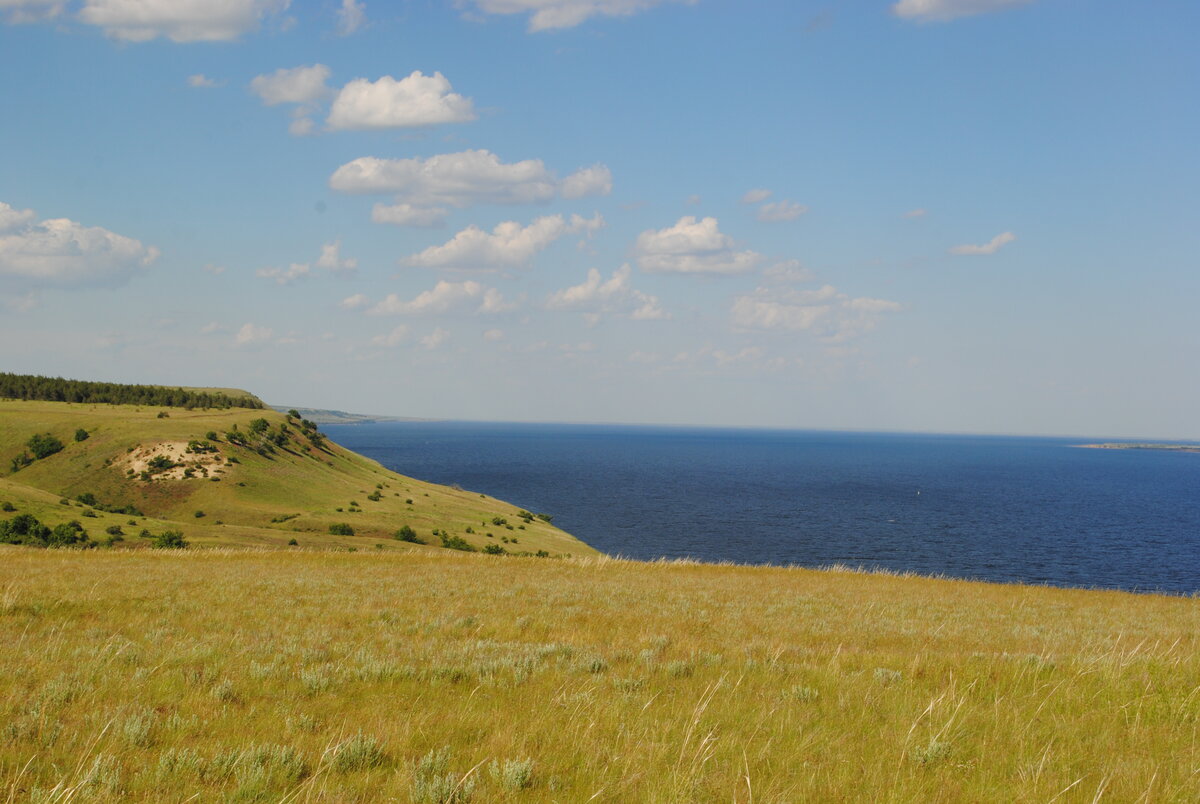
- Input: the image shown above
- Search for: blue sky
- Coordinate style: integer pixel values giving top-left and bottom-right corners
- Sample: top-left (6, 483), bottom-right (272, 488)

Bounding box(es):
top-left (1, 0), bottom-right (1196, 438)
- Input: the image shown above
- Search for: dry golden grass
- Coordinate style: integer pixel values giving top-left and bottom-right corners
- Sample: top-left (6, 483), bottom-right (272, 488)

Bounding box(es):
top-left (2, 549), bottom-right (1197, 802)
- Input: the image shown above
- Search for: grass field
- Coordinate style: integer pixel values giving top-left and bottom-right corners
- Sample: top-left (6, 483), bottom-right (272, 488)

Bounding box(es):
top-left (0, 398), bottom-right (591, 557)
top-left (1, 549), bottom-right (1197, 802)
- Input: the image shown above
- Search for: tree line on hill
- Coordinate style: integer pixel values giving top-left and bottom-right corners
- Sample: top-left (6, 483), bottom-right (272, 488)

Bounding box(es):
top-left (0, 373), bottom-right (264, 410)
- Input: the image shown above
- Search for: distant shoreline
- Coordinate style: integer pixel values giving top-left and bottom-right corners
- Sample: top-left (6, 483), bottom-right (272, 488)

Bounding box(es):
top-left (1075, 443), bottom-right (1200, 453)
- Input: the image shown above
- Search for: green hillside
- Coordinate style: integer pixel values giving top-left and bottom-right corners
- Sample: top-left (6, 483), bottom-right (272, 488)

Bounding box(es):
top-left (0, 397), bottom-right (593, 557)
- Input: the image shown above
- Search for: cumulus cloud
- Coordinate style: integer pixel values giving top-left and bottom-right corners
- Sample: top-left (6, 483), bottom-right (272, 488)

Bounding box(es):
top-left (949, 231), bottom-right (1015, 255)
top-left (892, 0), bottom-right (1032, 21)
top-left (0, 206), bottom-right (159, 288)
top-left (483, 328), bottom-right (504, 342)
top-left (371, 324), bottom-right (408, 347)
top-left (404, 213), bottom-right (602, 270)
top-left (561, 164), bottom-right (613, 199)
top-left (468, 0), bottom-right (694, 32)
top-left (335, 0), bottom-right (364, 34)
top-left (257, 241), bottom-right (357, 285)
top-left (757, 200), bottom-right (808, 222)
top-left (315, 240), bottom-right (357, 274)
top-left (235, 322), bottom-right (273, 345)
top-left (327, 71), bottom-right (476, 130)
top-left (79, 0), bottom-right (290, 42)
top-left (420, 327), bottom-right (449, 349)
top-left (371, 203), bottom-right (448, 228)
top-left (187, 73), bottom-right (219, 88)
top-left (1, 0), bottom-right (63, 23)
top-left (367, 280), bottom-right (511, 316)
top-left (256, 262), bottom-right (310, 285)
top-left (329, 150), bottom-right (612, 218)
top-left (762, 259), bottom-right (814, 283)
top-left (0, 202), bottom-right (36, 233)
top-left (250, 64), bottom-right (330, 106)
top-left (634, 216), bottom-right (762, 275)
top-left (730, 284), bottom-right (900, 342)
top-left (546, 263), bottom-right (667, 322)
top-left (340, 293), bottom-right (369, 310)
top-left (741, 188), bottom-right (771, 204)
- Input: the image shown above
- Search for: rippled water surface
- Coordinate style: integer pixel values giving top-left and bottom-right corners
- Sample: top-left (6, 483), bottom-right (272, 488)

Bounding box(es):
top-left (325, 422), bottom-right (1200, 594)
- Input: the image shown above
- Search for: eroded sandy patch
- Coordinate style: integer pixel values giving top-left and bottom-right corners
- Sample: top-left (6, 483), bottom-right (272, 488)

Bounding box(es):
top-left (118, 441), bottom-right (230, 481)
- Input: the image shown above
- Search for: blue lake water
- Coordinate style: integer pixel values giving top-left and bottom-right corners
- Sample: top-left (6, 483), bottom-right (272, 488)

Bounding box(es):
top-left (324, 422), bottom-right (1200, 595)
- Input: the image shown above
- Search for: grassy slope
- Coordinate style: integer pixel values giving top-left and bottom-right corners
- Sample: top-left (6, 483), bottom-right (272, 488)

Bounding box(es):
top-left (0, 399), bottom-right (592, 557)
top-left (1, 550), bottom-right (1197, 801)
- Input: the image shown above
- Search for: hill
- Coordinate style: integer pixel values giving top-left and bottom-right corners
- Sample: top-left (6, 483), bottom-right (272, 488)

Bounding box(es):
top-left (0, 397), bottom-right (592, 557)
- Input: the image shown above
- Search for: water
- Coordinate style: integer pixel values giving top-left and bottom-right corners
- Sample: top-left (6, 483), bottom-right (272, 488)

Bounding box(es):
top-left (324, 422), bottom-right (1200, 594)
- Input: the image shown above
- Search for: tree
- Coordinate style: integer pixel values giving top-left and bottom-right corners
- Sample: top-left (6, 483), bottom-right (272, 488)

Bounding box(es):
top-left (74, 428), bottom-right (89, 442)
top-left (26, 433), bottom-right (64, 460)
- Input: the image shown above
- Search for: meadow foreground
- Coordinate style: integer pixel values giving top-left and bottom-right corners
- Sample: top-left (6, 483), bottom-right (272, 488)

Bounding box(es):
top-left (2, 549), bottom-right (1197, 802)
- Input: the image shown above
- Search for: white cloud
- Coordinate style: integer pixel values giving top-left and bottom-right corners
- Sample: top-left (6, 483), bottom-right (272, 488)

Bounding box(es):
top-left (202, 263), bottom-right (226, 275)
top-left (327, 71), bottom-right (476, 130)
top-left (731, 285), bottom-right (900, 342)
top-left (904, 208), bottom-right (927, 218)
top-left (469, 0), bottom-right (694, 32)
top-left (892, 0), bottom-right (1032, 22)
top-left (741, 188), bottom-right (771, 204)
top-left (235, 322), bottom-right (273, 345)
top-left (546, 263), bottom-right (667, 322)
top-left (250, 64), bottom-right (330, 106)
top-left (483, 328), bottom-right (505, 342)
top-left (1, 0), bottom-right (63, 24)
top-left (685, 194), bottom-right (702, 206)
top-left (371, 203), bottom-right (448, 228)
top-left (258, 242), bottom-right (355, 284)
top-left (0, 208), bottom-right (159, 288)
top-left (634, 216), bottom-right (762, 275)
top-left (315, 240), bottom-right (357, 274)
top-left (763, 259), bottom-right (814, 283)
top-left (340, 293), bottom-right (369, 310)
top-left (757, 200), bottom-right (808, 223)
top-left (289, 116), bottom-right (315, 136)
top-left (257, 262), bottom-right (310, 285)
top-left (561, 164), bottom-right (613, 199)
top-left (0, 202), bottom-right (36, 233)
top-left (420, 327), bottom-right (449, 349)
top-left (404, 213), bottom-right (602, 270)
top-left (79, 0), bottom-right (290, 42)
top-left (478, 287), bottom-right (517, 313)
top-left (335, 0), bottom-right (364, 34)
top-left (330, 149), bottom-right (611, 215)
top-left (949, 231), bottom-right (1016, 255)
top-left (368, 280), bottom-right (483, 315)
top-left (371, 325), bottom-right (408, 347)
top-left (187, 73), bottom-right (219, 88)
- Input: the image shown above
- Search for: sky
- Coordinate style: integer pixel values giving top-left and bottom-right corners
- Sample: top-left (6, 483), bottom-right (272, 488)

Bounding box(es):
top-left (0, 0), bottom-right (1197, 439)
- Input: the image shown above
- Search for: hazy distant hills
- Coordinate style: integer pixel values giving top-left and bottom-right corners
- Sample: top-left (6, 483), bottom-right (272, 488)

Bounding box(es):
top-left (269, 406), bottom-right (435, 425)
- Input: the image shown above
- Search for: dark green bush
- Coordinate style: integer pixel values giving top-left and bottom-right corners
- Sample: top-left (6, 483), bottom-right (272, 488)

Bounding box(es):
top-left (395, 525), bottom-right (422, 543)
top-left (439, 533), bottom-right (475, 552)
top-left (74, 428), bottom-right (90, 442)
top-left (329, 523), bottom-right (355, 536)
top-left (152, 530), bottom-right (187, 549)
top-left (105, 525), bottom-right (123, 536)
top-left (26, 433), bottom-right (64, 460)
top-left (0, 502), bottom-right (14, 512)
top-left (483, 544), bottom-right (507, 555)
